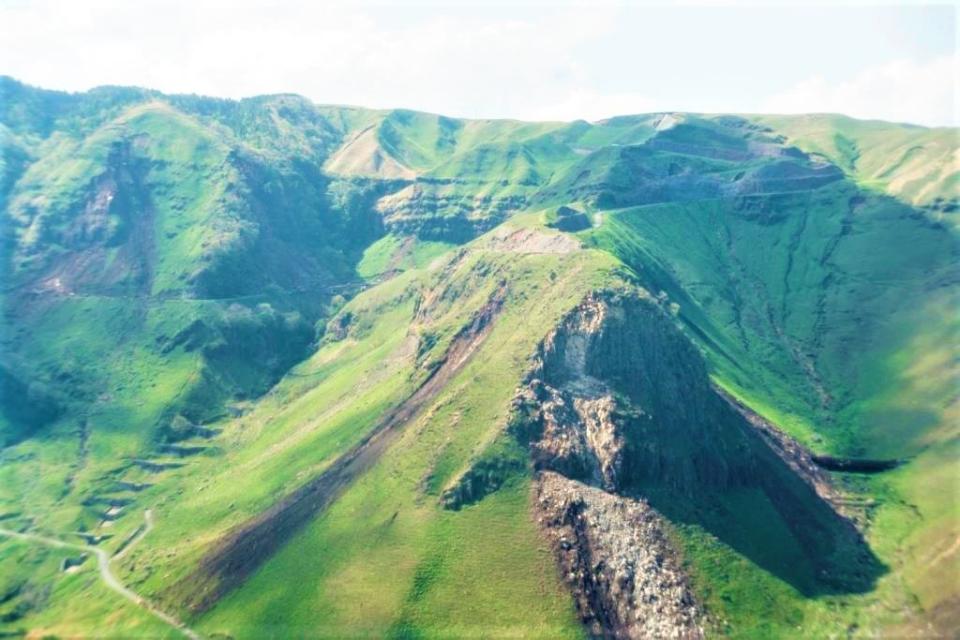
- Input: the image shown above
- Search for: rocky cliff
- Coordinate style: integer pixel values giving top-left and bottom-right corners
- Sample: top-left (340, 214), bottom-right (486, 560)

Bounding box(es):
top-left (515, 290), bottom-right (883, 637)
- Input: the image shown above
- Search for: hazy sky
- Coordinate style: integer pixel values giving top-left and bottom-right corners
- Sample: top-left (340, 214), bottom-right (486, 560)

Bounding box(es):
top-left (1, 1), bottom-right (956, 126)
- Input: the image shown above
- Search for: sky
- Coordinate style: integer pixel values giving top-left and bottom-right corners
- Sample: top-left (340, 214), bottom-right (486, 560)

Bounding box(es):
top-left (1, 1), bottom-right (956, 126)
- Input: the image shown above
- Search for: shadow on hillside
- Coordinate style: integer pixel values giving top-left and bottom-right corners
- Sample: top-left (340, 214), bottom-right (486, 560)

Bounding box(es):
top-left (632, 423), bottom-right (887, 597)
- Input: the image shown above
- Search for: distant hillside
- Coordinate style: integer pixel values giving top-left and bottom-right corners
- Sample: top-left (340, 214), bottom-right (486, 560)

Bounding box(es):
top-left (755, 113), bottom-right (958, 214)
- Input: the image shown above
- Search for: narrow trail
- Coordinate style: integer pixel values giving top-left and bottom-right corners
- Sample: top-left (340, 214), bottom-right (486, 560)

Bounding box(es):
top-left (115, 508), bottom-right (155, 561)
top-left (0, 511), bottom-right (199, 640)
top-left (927, 535), bottom-right (960, 569)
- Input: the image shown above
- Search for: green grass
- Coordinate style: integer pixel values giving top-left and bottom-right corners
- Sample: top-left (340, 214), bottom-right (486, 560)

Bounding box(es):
top-left (755, 114), bottom-right (959, 212)
top-left (0, 536), bottom-right (176, 638)
top-left (148, 234), bottom-right (617, 636)
top-left (585, 183), bottom-right (956, 456)
top-left (357, 234), bottom-right (454, 280)
top-left (2, 78), bottom-right (957, 637)
top-left (581, 169), bottom-right (957, 634)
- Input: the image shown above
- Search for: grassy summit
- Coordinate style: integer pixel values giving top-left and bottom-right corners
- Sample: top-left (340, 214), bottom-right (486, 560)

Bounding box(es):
top-left (1, 77), bottom-right (957, 638)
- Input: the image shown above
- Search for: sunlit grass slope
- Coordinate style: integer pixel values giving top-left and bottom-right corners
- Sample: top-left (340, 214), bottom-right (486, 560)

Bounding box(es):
top-left (1, 76), bottom-right (957, 637)
top-left (756, 114), bottom-right (959, 216)
top-left (115, 224), bottom-right (618, 637)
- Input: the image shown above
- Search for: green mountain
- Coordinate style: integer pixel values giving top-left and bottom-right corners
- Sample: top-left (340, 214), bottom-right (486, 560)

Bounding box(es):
top-left (1, 76), bottom-right (957, 638)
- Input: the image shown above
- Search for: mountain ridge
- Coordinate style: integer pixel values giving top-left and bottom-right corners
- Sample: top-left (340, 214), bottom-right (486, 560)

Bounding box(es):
top-left (1, 76), bottom-right (957, 638)
top-left (6, 75), bottom-right (956, 129)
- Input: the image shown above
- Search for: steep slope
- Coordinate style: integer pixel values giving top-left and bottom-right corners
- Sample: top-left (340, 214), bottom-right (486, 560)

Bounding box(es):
top-left (575, 121), bottom-right (958, 634)
top-left (129, 222), bottom-right (618, 637)
top-left (0, 81), bottom-right (383, 635)
top-left (1, 78), bottom-right (957, 638)
top-left (522, 290), bottom-right (880, 637)
top-left (755, 114), bottom-right (958, 219)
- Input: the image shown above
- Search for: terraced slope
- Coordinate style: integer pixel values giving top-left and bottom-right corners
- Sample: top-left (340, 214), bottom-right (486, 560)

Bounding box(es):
top-left (1, 77), bottom-right (957, 638)
top-left (755, 114), bottom-right (958, 218)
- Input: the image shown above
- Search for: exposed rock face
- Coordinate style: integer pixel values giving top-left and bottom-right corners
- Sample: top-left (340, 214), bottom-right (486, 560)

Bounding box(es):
top-left (528, 382), bottom-right (624, 491)
top-left (522, 290), bottom-right (758, 497)
top-left (535, 472), bottom-right (703, 640)
top-left (519, 291), bottom-right (706, 637)
top-left (536, 119), bottom-right (844, 214)
top-left (376, 182), bottom-right (526, 242)
top-left (524, 295), bottom-right (624, 490)
top-left (518, 290), bottom-right (882, 638)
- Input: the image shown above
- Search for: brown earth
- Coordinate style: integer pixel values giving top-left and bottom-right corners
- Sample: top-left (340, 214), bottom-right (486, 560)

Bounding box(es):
top-left (167, 287), bottom-right (507, 615)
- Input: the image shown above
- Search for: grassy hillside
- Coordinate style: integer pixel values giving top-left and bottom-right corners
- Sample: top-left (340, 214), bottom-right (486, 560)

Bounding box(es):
top-left (1, 77), bottom-right (957, 638)
top-left (755, 114), bottom-right (958, 219)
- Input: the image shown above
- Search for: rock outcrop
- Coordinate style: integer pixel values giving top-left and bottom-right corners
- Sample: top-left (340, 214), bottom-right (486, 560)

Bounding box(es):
top-left (518, 291), bottom-right (707, 637)
top-left (548, 205), bottom-right (592, 232)
top-left (521, 290), bottom-right (761, 497)
top-left (516, 289), bottom-right (883, 637)
top-left (524, 293), bottom-right (625, 490)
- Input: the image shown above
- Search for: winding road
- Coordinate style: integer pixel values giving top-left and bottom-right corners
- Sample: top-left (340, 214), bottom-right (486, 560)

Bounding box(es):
top-left (114, 507), bottom-right (155, 561)
top-left (0, 510), bottom-right (199, 640)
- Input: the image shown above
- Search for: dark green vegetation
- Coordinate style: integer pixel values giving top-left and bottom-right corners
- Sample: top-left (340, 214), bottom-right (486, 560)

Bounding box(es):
top-left (1, 76), bottom-right (957, 638)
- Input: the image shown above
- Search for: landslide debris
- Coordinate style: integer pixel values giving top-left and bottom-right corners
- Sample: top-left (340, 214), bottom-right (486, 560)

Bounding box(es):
top-left (536, 471), bottom-right (703, 639)
top-left (517, 290), bottom-right (705, 637)
top-left (510, 289), bottom-right (884, 638)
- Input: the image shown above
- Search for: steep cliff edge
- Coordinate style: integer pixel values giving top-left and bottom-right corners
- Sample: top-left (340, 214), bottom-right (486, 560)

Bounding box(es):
top-left (514, 290), bottom-right (884, 637)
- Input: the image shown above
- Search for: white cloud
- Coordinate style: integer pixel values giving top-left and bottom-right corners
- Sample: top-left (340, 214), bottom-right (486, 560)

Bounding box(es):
top-left (761, 56), bottom-right (957, 127)
top-left (0, 1), bottom-right (954, 126)
top-left (527, 89), bottom-right (660, 122)
top-left (0, 0), bottom-right (626, 120)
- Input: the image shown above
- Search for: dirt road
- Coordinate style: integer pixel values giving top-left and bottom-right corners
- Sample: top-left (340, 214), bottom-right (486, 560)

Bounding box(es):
top-left (0, 511), bottom-right (198, 640)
